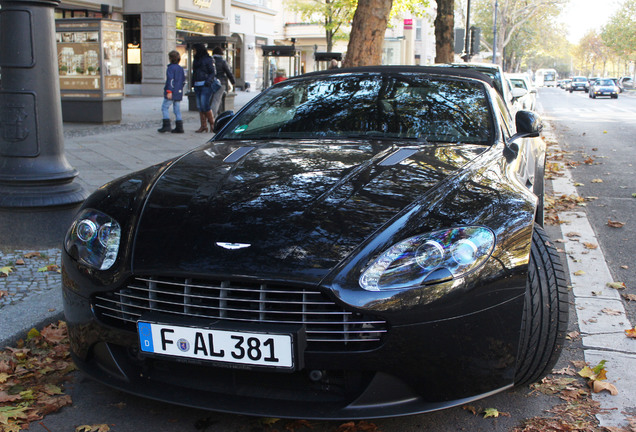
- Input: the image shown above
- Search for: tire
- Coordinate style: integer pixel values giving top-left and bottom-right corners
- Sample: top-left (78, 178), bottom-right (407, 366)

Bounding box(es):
top-left (514, 224), bottom-right (569, 386)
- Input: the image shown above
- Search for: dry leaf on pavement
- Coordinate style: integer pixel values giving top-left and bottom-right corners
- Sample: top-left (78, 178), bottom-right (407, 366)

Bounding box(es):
top-left (607, 219), bottom-right (625, 228)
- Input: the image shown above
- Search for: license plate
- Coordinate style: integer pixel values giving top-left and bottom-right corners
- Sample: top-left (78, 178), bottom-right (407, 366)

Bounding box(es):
top-left (137, 321), bottom-right (294, 369)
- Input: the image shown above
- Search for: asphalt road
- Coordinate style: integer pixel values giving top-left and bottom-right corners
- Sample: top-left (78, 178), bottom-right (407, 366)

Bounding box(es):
top-left (20, 88), bottom-right (636, 432)
top-left (539, 87), bottom-right (636, 325)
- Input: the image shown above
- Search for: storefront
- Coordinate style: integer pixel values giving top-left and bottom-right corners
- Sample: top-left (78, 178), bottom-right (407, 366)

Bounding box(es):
top-left (55, 0), bottom-right (233, 97)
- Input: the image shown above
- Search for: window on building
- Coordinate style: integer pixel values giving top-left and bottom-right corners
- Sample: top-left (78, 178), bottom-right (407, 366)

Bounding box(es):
top-left (416, 20), bottom-right (422, 41)
top-left (124, 15), bottom-right (141, 84)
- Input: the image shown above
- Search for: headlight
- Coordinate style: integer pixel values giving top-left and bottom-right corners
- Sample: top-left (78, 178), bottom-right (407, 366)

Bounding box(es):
top-left (65, 209), bottom-right (121, 270)
top-left (359, 226), bottom-right (495, 291)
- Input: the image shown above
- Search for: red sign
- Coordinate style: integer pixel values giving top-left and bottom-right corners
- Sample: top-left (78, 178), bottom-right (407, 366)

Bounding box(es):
top-left (404, 18), bottom-right (413, 30)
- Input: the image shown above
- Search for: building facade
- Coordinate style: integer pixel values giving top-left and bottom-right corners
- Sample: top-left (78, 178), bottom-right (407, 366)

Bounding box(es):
top-left (53, 0), bottom-right (435, 96)
top-left (55, 0), bottom-right (283, 95)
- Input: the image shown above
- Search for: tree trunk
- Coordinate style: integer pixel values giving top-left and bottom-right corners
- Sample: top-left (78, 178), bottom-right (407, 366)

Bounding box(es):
top-left (342, 0), bottom-right (393, 67)
top-left (434, 0), bottom-right (455, 63)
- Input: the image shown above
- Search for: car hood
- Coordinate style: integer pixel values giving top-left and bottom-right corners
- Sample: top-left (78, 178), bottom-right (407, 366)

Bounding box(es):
top-left (132, 139), bottom-right (487, 284)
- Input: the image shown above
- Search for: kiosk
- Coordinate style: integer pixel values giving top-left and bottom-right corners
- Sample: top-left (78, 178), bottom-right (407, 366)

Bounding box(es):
top-left (184, 36), bottom-right (238, 112)
top-left (262, 45), bottom-right (301, 89)
top-left (55, 18), bottom-right (124, 123)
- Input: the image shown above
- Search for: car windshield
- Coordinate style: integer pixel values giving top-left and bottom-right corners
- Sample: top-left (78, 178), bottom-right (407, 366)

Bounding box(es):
top-left (599, 79), bottom-right (614, 86)
top-left (510, 78), bottom-right (527, 89)
top-left (574, 77), bottom-right (587, 82)
top-left (217, 73), bottom-right (494, 144)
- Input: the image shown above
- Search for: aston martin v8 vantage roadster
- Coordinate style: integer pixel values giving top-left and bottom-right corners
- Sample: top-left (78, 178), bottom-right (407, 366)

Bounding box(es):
top-left (62, 66), bottom-right (568, 419)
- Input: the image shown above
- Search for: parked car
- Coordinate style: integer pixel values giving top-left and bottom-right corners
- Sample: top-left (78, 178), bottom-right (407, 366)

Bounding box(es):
top-left (569, 76), bottom-right (589, 92)
top-left (589, 78), bottom-right (619, 98)
top-left (618, 76), bottom-right (634, 92)
top-left (506, 72), bottom-right (537, 111)
top-left (62, 66), bottom-right (567, 420)
top-left (434, 63), bottom-right (518, 113)
top-left (560, 79), bottom-right (572, 90)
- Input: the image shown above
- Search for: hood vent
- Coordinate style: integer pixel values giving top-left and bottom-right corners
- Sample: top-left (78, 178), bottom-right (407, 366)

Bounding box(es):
top-left (378, 148), bottom-right (420, 166)
top-left (223, 146), bottom-right (256, 163)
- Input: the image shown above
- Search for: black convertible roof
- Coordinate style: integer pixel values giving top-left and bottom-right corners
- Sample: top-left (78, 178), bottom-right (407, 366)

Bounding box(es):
top-left (298, 65), bottom-right (495, 89)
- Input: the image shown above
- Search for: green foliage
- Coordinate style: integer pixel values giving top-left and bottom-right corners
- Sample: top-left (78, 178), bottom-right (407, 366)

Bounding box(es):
top-left (466, 0), bottom-right (568, 71)
top-left (601, 0), bottom-right (636, 59)
top-left (286, 0), bottom-right (357, 50)
top-left (286, 0), bottom-right (429, 51)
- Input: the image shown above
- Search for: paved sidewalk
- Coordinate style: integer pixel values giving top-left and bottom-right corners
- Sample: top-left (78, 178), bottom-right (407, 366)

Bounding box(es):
top-left (0, 90), bottom-right (259, 347)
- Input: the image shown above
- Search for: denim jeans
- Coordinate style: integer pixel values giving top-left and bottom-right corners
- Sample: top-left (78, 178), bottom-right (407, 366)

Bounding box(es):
top-left (194, 85), bottom-right (213, 112)
top-left (161, 98), bottom-right (182, 121)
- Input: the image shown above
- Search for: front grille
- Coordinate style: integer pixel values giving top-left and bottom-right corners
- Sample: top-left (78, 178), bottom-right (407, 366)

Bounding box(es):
top-left (93, 276), bottom-right (388, 351)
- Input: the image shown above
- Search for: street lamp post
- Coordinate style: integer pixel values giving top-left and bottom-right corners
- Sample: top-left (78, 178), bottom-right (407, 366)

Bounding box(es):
top-left (493, 0), bottom-right (498, 64)
top-left (463, 0), bottom-right (472, 62)
top-left (0, 0), bottom-right (88, 247)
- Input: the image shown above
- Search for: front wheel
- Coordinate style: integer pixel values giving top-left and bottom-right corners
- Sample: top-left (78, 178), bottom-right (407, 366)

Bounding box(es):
top-left (514, 224), bottom-right (569, 386)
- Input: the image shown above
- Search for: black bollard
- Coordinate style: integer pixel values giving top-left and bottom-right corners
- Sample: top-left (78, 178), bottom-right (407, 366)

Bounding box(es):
top-left (0, 0), bottom-right (88, 248)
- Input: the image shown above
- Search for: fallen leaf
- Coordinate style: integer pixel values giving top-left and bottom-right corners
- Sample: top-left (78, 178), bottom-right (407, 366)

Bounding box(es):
top-left (0, 391), bottom-right (22, 402)
top-left (0, 290), bottom-right (8, 299)
top-left (591, 178), bottom-right (604, 183)
top-left (284, 419), bottom-right (313, 431)
top-left (623, 294), bottom-right (636, 302)
top-left (14, 259), bottom-right (25, 265)
top-left (0, 266), bottom-right (14, 277)
top-left (259, 418), bottom-right (280, 426)
top-left (606, 282), bottom-right (626, 290)
top-left (574, 182), bottom-right (585, 186)
top-left (483, 408), bottom-right (509, 418)
top-left (463, 405), bottom-right (478, 415)
top-left (336, 420), bottom-right (380, 432)
top-left (23, 252), bottom-right (42, 258)
top-left (566, 331), bottom-right (580, 340)
top-left (574, 270), bottom-right (585, 276)
top-left (607, 219), bottom-right (625, 228)
top-left (625, 327), bottom-right (636, 338)
top-left (592, 380), bottom-right (618, 395)
top-left (566, 232), bottom-right (581, 238)
top-left (583, 242), bottom-right (598, 249)
top-left (75, 425), bottom-right (111, 432)
top-left (553, 365), bottom-right (577, 376)
top-left (621, 265), bottom-right (629, 269)
top-left (37, 264), bottom-right (60, 273)
top-left (601, 308), bottom-right (623, 316)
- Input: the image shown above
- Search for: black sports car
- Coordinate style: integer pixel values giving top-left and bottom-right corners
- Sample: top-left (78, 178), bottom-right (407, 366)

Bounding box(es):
top-left (62, 66), bottom-right (568, 419)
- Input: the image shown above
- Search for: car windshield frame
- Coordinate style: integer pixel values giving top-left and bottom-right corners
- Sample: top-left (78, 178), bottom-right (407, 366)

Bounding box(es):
top-left (215, 72), bottom-right (495, 145)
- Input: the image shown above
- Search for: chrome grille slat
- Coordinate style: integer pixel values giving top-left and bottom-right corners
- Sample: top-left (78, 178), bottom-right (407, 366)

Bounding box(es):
top-left (111, 293), bottom-right (352, 316)
top-left (93, 276), bottom-right (388, 351)
top-left (95, 299), bottom-right (383, 326)
top-left (118, 286), bottom-right (334, 306)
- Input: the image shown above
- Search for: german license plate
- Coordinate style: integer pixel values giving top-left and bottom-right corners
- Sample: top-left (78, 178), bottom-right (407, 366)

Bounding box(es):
top-left (137, 321), bottom-right (294, 369)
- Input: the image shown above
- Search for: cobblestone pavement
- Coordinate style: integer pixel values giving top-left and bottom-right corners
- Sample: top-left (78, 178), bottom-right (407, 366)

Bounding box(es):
top-left (0, 249), bottom-right (62, 308)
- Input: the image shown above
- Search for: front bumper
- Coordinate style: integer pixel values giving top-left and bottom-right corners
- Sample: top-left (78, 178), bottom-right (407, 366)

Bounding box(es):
top-left (63, 278), bottom-right (526, 419)
top-left (591, 88), bottom-right (618, 97)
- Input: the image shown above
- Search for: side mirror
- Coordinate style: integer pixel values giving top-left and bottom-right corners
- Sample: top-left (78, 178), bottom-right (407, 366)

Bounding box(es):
top-left (505, 110), bottom-right (543, 159)
top-left (515, 110), bottom-right (542, 137)
top-left (213, 110), bottom-right (235, 133)
top-left (511, 87), bottom-right (528, 99)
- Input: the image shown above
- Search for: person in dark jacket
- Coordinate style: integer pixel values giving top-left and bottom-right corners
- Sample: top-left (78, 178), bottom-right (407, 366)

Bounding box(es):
top-left (191, 43), bottom-right (217, 132)
top-left (210, 46), bottom-right (236, 117)
top-left (158, 50), bottom-right (186, 133)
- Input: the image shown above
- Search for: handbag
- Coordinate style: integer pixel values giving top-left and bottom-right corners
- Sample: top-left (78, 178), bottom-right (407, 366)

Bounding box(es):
top-left (211, 77), bottom-right (222, 93)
